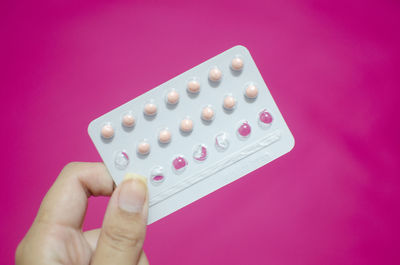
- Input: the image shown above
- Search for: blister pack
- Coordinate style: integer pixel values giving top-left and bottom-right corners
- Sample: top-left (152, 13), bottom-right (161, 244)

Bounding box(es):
top-left (88, 45), bottom-right (295, 224)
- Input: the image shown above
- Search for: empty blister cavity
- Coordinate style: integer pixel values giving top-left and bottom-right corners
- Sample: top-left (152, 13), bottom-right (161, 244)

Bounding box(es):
top-left (244, 83), bottom-right (258, 99)
top-left (223, 94), bottom-right (237, 110)
top-left (172, 155), bottom-right (187, 173)
top-left (143, 100), bottom-right (157, 116)
top-left (101, 123), bottom-right (114, 139)
top-left (137, 140), bottom-right (151, 155)
top-left (166, 89), bottom-right (179, 105)
top-left (215, 132), bottom-right (230, 151)
top-left (201, 105), bottom-right (215, 122)
top-left (114, 150), bottom-right (129, 170)
top-left (237, 121), bottom-right (252, 138)
top-left (187, 78), bottom-right (200, 94)
top-left (180, 117), bottom-right (194, 133)
top-left (150, 166), bottom-right (165, 185)
top-left (158, 128), bottom-right (172, 144)
top-left (209, 66), bottom-right (222, 82)
top-left (231, 56), bottom-right (244, 71)
top-left (258, 109), bottom-right (273, 128)
top-left (121, 112), bottom-right (136, 128)
top-left (193, 144), bottom-right (208, 162)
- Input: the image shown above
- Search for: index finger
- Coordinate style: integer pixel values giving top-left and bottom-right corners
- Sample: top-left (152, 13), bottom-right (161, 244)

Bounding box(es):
top-left (35, 162), bottom-right (114, 228)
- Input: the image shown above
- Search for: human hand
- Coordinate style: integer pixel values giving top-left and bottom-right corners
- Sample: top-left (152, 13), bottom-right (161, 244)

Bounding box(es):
top-left (16, 162), bottom-right (149, 265)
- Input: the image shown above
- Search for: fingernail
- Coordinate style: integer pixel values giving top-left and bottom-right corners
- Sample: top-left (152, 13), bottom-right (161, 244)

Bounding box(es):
top-left (118, 173), bottom-right (147, 213)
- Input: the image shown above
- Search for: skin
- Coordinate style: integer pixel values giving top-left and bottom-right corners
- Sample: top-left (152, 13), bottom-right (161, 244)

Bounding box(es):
top-left (15, 162), bottom-right (150, 265)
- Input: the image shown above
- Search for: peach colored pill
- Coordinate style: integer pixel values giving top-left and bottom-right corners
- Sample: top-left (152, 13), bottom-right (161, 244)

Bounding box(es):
top-left (187, 80), bottom-right (200, 93)
top-left (122, 114), bottom-right (135, 127)
top-left (245, 84), bottom-right (258, 98)
top-left (201, 106), bottom-right (214, 121)
top-left (159, 129), bottom-right (171, 143)
top-left (166, 90), bottom-right (179, 104)
top-left (223, 95), bottom-right (236, 110)
top-left (231, 57), bottom-right (244, 71)
top-left (101, 124), bottom-right (114, 139)
top-left (180, 118), bottom-right (193, 132)
top-left (137, 141), bottom-right (150, 155)
top-left (209, 67), bottom-right (222, 82)
top-left (144, 103), bottom-right (157, 116)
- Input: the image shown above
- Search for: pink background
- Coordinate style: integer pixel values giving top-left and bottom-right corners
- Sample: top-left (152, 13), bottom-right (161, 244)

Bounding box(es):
top-left (2, 0), bottom-right (400, 264)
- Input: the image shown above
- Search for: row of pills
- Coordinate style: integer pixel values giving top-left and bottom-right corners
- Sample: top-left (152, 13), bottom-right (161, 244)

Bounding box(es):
top-left (165, 82), bottom-right (257, 107)
top-left (114, 111), bottom-right (273, 185)
top-left (106, 109), bottom-right (273, 156)
top-left (100, 55), bottom-right (252, 140)
top-left (101, 86), bottom-right (259, 140)
top-left (113, 110), bottom-right (273, 172)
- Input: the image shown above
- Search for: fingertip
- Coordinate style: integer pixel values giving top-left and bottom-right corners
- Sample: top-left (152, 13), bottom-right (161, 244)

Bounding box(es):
top-left (118, 173), bottom-right (148, 214)
top-left (123, 173), bottom-right (148, 187)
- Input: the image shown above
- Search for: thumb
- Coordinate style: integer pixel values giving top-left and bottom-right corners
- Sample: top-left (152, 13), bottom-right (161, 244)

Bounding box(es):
top-left (91, 173), bottom-right (148, 265)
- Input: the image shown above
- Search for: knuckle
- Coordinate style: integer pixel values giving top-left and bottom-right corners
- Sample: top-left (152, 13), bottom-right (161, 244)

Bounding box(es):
top-left (63, 162), bottom-right (81, 172)
top-left (60, 162), bottom-right (84, 180)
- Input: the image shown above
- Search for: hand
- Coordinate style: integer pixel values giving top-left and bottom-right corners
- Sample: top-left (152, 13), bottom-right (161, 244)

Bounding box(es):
top-left (16, 162), bottom-right (150, 265)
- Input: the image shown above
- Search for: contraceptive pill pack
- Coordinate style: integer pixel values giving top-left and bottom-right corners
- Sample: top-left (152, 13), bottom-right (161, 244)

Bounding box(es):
top-left (88, 45), bottom-right (295, 224)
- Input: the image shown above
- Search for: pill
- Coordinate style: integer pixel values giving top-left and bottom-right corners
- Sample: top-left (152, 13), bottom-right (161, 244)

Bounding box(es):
top-left (209, 67), bottom-right (222, 82)
top-left (172, 156), bottom-right (187, 172)
top-left (223, 95), bottom-right (236, 110)
top-left (259, 110), bottom-right (273, 124)
top-left (159, 129), bottom-right (172, 143)
top-left (144, 103), bottom-right (157, 116)
top-left (101, 124), bottom-right (114, 139)
top-left (180, 118), bottom-right (193, 132)
top-left (122, 113), bottom-right (135, 127)
top-left (231, 57), bottom-right (244, 71)
top-left (187, 80), bottom-right (200, 93)
top-left (201, 106), bottom-right (215, 121)
top-left (245, 84), bottom-right (258, 99)
top-left (137, 141), bottom-right (150, 155)
top-left (237, 121), bottom-right (251, 138)
top-left (166, 90), bottom-right (179, 105)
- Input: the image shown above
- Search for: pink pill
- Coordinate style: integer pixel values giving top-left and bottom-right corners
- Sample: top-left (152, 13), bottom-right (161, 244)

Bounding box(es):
top-left (166, 90), bottom-right (179, 104)
top-left (223, 95), bottom-right (236, 110)
top-left (159, 129), bottom-right (171, 143)
top-left (209, 67), bottom-right (222, 82)
top-left (122, 114), bottom-right (135, 127)
top-left (137, 141), bottom-right (150, 155)
top-left (231, 57), bottom-right (244, 71)
top-left (245, 84), bottom-right (258, 99)
top-left (144, 103), bottom-right (157, 116)
top-left (187, 80), bottom-right (200, 93)
top-left (101, 124), bottom-right (114, 139)
top-left (172, 156), bottom-right (187, 172)
top-left (180, 118), bottom-right (193, 132)
top-left (201, 106), bottom-right (214, 121)
top-left (259, 110), bottom-right (273, 124)
top-left (238, 121), bottom-right (251, 138)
